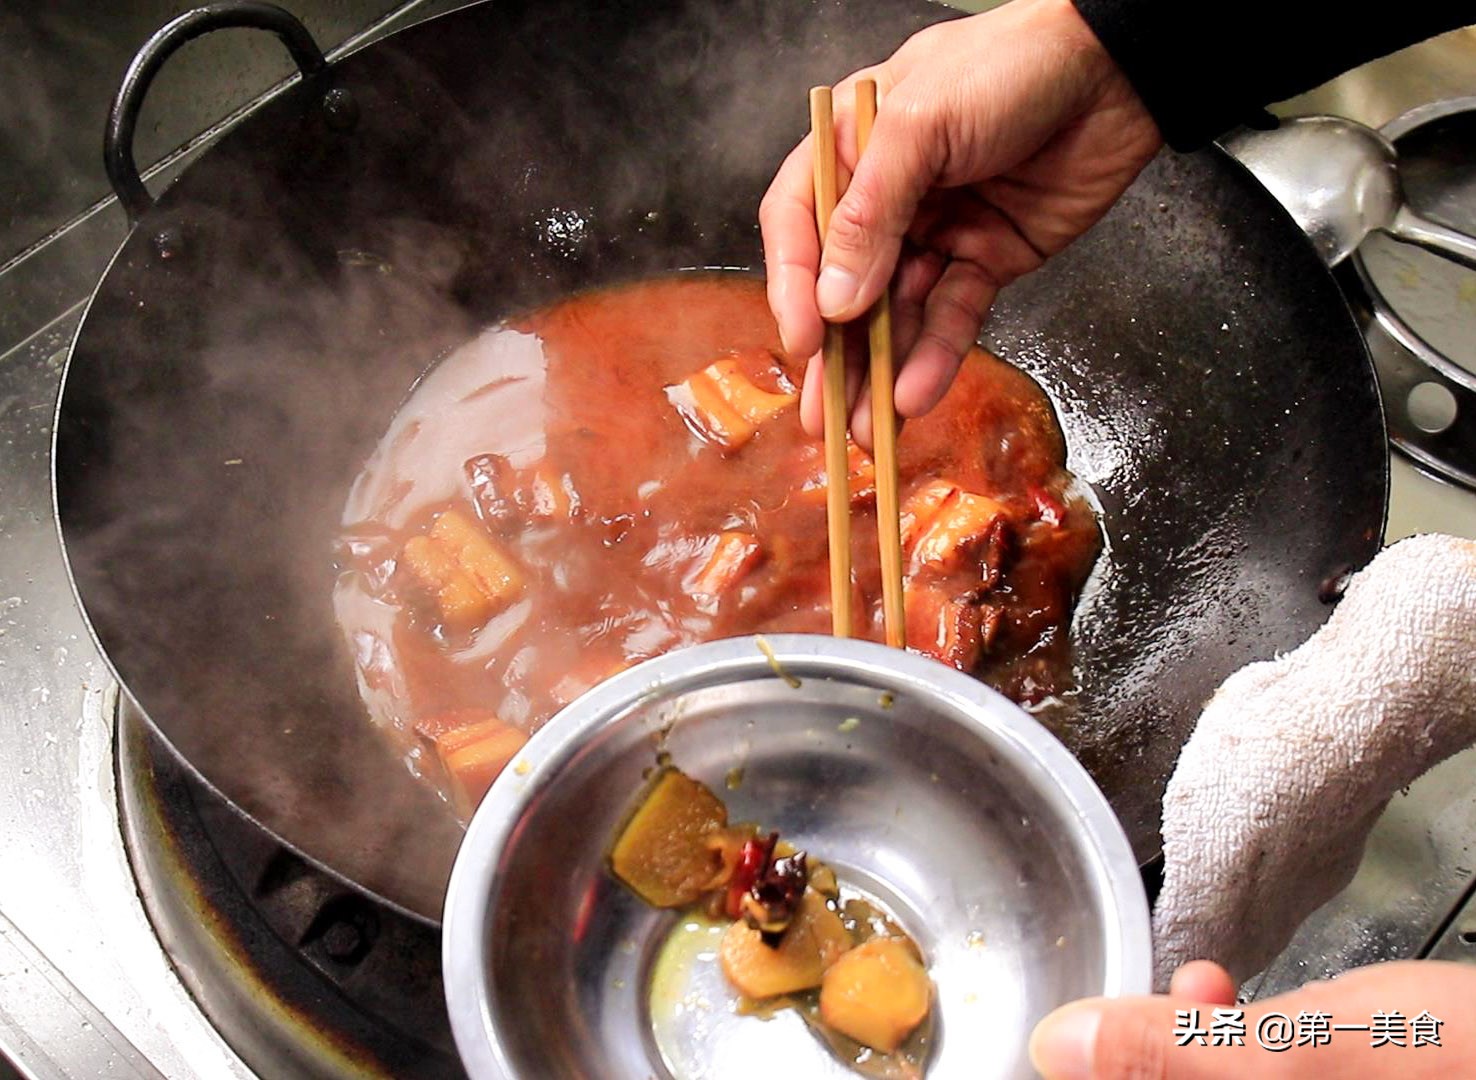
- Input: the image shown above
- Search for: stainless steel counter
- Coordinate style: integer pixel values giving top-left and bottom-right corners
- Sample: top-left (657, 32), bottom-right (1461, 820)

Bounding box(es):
top-left (1, 4), bottom-right (1474, 1076)
top-left (0, 316), bottom-right (250, 1078)
top-left (0, 4), bottom-right (466, 1076)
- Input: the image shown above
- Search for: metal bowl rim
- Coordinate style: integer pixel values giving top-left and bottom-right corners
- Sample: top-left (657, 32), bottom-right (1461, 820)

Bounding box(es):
top-left (442, 633), bottom-right (1152, 1079)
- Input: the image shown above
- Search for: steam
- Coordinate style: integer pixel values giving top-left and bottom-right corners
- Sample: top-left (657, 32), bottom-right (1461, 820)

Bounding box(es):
top-left (56, 0), bottom-right (938, 920)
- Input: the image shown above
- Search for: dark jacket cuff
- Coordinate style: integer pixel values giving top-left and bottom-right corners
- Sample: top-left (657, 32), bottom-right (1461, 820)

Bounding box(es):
top-left (1070, 0), bottom-right (1474, 151)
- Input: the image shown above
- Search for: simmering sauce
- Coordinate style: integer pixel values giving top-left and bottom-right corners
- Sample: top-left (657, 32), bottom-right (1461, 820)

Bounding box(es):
top-left (334, 275), bottom-right (1100, 815)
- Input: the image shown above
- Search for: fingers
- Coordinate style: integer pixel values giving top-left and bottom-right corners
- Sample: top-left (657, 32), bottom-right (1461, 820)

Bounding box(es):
top-left (849, 382), bottom-right (872, 452)
top-left (1032, 960), bottom-right (1231, 1080)
top-left (799, 345), bottom-right (824, 438)
top-left (835, 245), bottom-right (943, 447)
top-left (893, 257), bottom-right (997, 418)
top-left (1030, 960), bottom-right (1476, 1080)
top-left (797, 328), bottom-right (866, 442)
top-left (1169, 962), bottom-right (1237, 1007)
top-left (847, 383), bottom-right (905, 456)
top-left (761, 102), bottom-right (864, 364)
top-left (890, 245), bottom-right (945, 367)
top-left (843, 333), bottom-right (866, 417)
top-left (805, 225), bottom-right (1011, 428)
top-left (815, 93), bottom-right (939, 324)
top-left (760, 138), bottom-right (826, 363)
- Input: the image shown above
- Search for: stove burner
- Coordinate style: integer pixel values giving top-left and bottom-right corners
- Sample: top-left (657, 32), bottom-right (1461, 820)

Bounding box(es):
top-left (114, 700), bottom-right (459, 1078)
top-left (1345, 97), bottom-right (1476, 490)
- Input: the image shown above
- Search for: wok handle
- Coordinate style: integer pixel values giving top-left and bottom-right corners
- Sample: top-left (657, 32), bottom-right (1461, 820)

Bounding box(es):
top-left (104, 2), bottom-right (327, 225)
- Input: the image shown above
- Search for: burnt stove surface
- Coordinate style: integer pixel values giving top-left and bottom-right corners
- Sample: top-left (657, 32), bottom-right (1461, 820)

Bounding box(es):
top-left (115, 699), bottom-right (458, 1078)
top-left (0, 2), bottom-right (467, 1076)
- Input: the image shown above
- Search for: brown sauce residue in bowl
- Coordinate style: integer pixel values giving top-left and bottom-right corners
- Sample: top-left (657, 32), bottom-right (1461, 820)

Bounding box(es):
top-left (333, 274), bottom-right (1100, 815)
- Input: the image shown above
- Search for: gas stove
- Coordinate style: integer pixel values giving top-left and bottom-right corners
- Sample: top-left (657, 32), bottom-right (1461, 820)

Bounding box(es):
top-left (2, 5), bottom-right (1475, 1077)
top-left (1, 4), bottom-right (471, 1075)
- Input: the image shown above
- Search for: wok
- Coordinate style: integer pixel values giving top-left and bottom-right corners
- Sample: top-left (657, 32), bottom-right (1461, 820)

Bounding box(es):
top-left (55, 0), bottom-right (1386, 923)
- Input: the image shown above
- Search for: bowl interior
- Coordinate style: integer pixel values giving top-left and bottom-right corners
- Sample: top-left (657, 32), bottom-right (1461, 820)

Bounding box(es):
top-left (448, 638), bottom-right (1148, 1079)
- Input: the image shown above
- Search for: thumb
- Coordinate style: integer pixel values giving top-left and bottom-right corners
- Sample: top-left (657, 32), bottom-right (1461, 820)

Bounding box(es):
top-left (816, 99), bottom-right (936, 323)
top-left (1030, 960), bottom-right (1476, 1080)
top-left (1025, 960), bottom-right (1235, 1079)
top-left (1029, 997), bottom-right (1197, 1080)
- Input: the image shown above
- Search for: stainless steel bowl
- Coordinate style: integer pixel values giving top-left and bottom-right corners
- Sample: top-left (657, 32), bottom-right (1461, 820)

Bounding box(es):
top-left (443, 635), bottom-right (1151, 1079)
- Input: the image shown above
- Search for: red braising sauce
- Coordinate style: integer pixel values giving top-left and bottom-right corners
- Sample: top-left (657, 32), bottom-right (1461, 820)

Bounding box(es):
top-left (334, 275), bottom-right (1100, 816)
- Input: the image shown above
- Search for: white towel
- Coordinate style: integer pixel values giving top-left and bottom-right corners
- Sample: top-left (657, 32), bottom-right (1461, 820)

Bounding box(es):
top-left (1150, 533), bottom-right (1476, 989)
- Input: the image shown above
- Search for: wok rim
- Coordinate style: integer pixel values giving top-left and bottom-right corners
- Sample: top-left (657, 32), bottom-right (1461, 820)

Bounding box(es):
top-left (50, 138), bottom-right (1393, 925)
top-left (49, 0), bottom-right (1389, 922)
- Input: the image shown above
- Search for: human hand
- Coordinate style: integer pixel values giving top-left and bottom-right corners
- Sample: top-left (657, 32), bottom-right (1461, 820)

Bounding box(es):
top-left (1029, 959), bottom-right (1476, 1078)
top-left (759, 0), bottom-right (1161, 448)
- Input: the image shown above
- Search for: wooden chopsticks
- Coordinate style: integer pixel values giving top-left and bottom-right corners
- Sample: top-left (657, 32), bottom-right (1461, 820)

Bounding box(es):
top-left (809, 87), bottom-right (852, 639)
top-left (855, 81), bottom-right (906, 649)
top-left (809, 81), bottom-right (906, 648)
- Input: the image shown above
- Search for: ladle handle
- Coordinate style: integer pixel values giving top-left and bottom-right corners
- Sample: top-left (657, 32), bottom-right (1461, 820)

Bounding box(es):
top-left (1390, 206), bottom-right (1476, 273)
top-left (104, 1), bottom-right (327, 225)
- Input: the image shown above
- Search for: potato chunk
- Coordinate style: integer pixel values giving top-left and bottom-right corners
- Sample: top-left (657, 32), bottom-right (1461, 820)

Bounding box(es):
top-left (705, 355), bottom-right (797, 425)
top-left (819, 937), bottom-right (932, 1053)
top-left (679, 371), bottom-right (755, 448)
top-left (720, 889), bottom-right (851, 999)
top-left (610, 769), bottom-right (728, 907)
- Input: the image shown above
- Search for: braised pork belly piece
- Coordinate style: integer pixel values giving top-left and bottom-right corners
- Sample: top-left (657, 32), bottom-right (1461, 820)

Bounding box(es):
top-left (335, 275), bottom-right (1099, 819)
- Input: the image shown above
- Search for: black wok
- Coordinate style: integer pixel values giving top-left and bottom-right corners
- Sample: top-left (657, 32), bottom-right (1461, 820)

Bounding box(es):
top-left (55, 0), bottom-right (1386, 922)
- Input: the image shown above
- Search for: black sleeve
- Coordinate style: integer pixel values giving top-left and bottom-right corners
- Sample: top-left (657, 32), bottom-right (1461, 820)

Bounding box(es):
top-left (1070, 0), bottom-right (1474, 150)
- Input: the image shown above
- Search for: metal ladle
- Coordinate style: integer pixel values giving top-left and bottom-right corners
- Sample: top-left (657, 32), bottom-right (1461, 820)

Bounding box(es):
top-left (1226, 115), bottom-right (1476, 270)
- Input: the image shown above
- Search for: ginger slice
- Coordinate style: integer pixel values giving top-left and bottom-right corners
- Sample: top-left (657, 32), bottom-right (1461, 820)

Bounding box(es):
top-left (819, 937), bottom-right (931, 1053)
top-left (719, 889), bottom-right (851, 999)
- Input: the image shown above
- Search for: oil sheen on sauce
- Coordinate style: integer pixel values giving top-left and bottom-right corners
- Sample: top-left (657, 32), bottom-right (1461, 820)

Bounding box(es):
top-left (333, 274), bottom-right (1100, 808)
